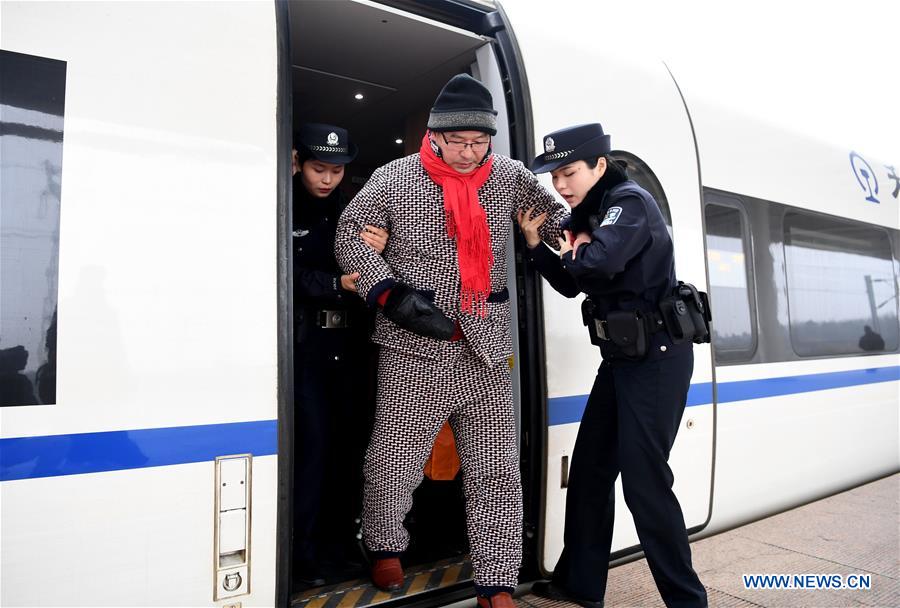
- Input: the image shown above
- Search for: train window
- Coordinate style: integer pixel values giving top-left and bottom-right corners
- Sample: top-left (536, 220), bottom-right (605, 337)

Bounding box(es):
top-left (609, 150), bottom-right (672, 235)
top-left (784, 213), bottom-right (899, 356)
top-left (704, 202), bottom-right (757, 360)
top-left (0, 50), bottom-right (66, 406)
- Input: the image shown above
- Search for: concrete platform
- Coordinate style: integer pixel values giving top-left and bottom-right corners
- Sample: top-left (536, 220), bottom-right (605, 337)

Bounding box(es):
top-left (519, 474), bottom-right (900, 607)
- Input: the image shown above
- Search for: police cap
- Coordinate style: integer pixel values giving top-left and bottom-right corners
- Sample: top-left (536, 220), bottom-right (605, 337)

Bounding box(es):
top-left (531, 123), bottom-right (611, 173)
top-left (296, 122), bottom-right (358, 165)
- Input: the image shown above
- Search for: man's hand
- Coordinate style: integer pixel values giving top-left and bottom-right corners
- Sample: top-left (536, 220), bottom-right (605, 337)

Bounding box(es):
top-left (382, 283), bottom-right (456, 340)
top-left (340, 272), bottom-right (361, 292)
top-left (517, 207), bottom-right (548, 248)
top-left (360, 225), bottom-right (389, 254)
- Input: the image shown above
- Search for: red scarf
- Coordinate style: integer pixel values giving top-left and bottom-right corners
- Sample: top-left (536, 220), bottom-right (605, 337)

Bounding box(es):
top-left (419, 133), bottom-right (494, 317)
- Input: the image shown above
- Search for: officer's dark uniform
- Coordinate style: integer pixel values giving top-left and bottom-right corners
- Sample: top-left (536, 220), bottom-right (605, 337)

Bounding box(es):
top-left (528, 124), bottom-right (707, 608)
top-left (292, 124), bottom-right (372, 581)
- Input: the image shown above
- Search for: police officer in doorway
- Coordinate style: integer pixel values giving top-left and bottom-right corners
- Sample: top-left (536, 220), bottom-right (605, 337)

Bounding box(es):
top-left (292, 123), bottom-right (388, 586)
top-left (518, 123), bottom-right (708, 608)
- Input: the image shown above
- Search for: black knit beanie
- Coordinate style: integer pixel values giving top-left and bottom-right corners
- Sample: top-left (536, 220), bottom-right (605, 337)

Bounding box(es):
top-left (427, 74), bottom-right (498, 135)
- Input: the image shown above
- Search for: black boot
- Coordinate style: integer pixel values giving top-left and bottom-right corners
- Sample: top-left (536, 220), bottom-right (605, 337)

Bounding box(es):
top-left (531, 581), bottom-right (604, 608)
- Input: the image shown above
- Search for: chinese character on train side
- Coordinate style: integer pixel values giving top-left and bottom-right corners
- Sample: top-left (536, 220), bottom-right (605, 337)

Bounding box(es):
top-left (885, 165), bottom-right (899, 199)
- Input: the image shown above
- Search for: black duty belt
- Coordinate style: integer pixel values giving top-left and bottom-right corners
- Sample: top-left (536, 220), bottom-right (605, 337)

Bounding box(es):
top-left (584, 282), bottom-right (712, 354)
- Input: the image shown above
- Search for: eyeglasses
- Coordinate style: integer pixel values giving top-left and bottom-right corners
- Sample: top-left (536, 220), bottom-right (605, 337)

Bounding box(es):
top-left (441, 133), bottom-right (490, 152)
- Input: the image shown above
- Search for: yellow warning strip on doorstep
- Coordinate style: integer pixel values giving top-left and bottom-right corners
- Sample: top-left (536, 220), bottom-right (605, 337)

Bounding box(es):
top-left (291, 556), bottom-right (472, 608)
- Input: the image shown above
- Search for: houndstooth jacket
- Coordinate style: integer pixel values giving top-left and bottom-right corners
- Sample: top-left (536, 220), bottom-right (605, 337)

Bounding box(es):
top-left (335, 152), bottom-right (568, 365)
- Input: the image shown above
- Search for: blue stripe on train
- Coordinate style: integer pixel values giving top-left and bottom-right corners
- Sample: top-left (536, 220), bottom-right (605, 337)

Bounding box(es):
top-left (1, 367), bottom-right (897, 481)
top-left (0, 420), bottom-right (277, 482)
top-left (546, 366), bottom-right (899, 426)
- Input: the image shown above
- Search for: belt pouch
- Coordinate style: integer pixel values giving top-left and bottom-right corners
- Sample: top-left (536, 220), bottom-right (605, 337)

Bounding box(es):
top-left (582, 298), bottom-right (606, 347)
top-left (606, 310), bottom-right (648, 359)
top-left (684, 301), bottom-right (709, 343)
top-left (659, 295), bottom-right (696, 344)
top-left (686, 289), bottom-right (712, 343)
top-left (676, 282), bottom-right (711, 343)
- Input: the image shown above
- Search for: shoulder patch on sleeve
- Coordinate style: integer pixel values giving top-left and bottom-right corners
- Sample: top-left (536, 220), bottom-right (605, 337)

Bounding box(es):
top-left (599, 206), bottom-right (623, 227)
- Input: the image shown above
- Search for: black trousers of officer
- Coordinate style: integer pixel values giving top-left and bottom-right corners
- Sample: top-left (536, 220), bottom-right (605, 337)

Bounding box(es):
top-left (553, 347), bottom-right (708, 608)
top-left (293, 317), bottom-right (374, 570)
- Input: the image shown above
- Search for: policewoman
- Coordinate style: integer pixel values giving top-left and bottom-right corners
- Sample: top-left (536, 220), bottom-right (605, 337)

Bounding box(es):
top-left (292, 123), bottom-right (387, 584)
top-left (519, 123), bottom-right (708, 608)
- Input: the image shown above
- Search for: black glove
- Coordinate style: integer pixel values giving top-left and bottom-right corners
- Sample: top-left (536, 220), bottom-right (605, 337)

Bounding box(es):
top-left (382, 283), bottom-right (456, 341)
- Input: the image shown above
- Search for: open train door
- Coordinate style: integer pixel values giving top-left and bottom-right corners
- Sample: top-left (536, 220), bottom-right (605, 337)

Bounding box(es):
top-left (495, 0), bottom-right (716, 574)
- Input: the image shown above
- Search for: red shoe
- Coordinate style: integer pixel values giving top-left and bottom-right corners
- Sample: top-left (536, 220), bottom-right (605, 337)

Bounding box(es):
top-left (477, 592), bottom-right (515, 608)
top-left (371, 557), bottom-right (404, 591)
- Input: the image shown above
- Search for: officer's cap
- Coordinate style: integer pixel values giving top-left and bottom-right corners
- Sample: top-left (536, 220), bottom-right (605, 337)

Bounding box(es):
top-left (296, 122), bottom-right (357, 165)
top-left (531, 123), bottom-right (611, 173)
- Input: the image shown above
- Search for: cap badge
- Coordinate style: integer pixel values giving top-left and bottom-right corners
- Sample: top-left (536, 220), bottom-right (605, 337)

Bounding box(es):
top-left (327, 132), bottom-right (339, 146)
top-left (544, 137), bottom-right (555, 153)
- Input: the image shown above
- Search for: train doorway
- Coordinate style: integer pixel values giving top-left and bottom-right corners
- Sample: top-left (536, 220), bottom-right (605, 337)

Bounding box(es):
top-left (281, 2), bottom-right (527, 606)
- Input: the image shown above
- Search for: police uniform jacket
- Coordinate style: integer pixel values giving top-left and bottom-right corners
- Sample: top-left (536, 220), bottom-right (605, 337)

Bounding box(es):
top-left (526, 165), bottom-right (686, 359)
top-left (335, 152), bottom-right (568, 365)
top-left (293, 183), bottom-right (365, 336)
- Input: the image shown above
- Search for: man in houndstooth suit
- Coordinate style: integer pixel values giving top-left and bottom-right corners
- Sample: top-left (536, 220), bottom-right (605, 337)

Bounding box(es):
top-left (334, 74), bottom-right (567, 608)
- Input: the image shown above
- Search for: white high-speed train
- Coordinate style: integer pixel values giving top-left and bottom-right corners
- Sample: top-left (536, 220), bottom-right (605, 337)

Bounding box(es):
top-left (1, 1), bottom-right (897, 606)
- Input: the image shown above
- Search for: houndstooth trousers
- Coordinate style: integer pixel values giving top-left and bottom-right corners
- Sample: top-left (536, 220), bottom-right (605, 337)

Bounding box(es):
top-left (363, 341), bottom-right (523, 590)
